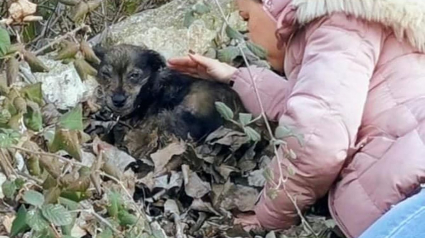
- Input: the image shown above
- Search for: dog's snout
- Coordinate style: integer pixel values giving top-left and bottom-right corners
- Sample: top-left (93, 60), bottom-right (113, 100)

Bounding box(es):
top-left (112, 94), bottom-right (128, 107)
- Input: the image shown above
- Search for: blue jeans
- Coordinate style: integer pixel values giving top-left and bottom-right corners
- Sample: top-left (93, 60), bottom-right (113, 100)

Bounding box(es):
top-left (358, 187), bottom-right (425, 238)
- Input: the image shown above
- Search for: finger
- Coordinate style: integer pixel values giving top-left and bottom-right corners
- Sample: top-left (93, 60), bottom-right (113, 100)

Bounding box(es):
top-left (188, 53), bottom-right (218, 68)
top-left (167, 56), bottom-right (198, 67)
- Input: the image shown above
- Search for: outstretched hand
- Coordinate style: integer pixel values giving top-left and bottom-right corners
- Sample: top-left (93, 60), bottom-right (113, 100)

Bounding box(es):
top-left (167, 53), bottom-right (237, 84)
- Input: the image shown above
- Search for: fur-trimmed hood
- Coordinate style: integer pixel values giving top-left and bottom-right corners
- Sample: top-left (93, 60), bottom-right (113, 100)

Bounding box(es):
top-left (263, 0), bottom-right (425, 52)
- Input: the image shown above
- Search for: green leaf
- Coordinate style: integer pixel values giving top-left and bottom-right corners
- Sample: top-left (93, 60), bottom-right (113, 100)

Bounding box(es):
top-left (275, 126), bottom-right (292, 139)
top-left (238, 113), bottom-right (252, 126)
top-left (246, 41), bottom-right (268, 59)
top-left (26, 209), bottom-right (50, 231)
top-left (59, 196), bottom-right (80, 210)
top-left (183, 10), bottom-right (195, 28)
top-left (21, 82), bottom-right (43, 106)
top-left (192, 2), bottom-right (210, 14)
top-left (10, 205), bottom-right (30, 237)
top-left (2, 180), bottom-right (17, 199)
top-left (0, 108), bottom-right (11, 124)
top-left (215, 101), bottom-right (234, 121)
top-left (118, 210), bottom-right (138, 227)
top-left (58, 105), bottom-right (83, 130)
top-left (266, 188), bottom-right (279, 200)
top-left (262, 167), bottom-right (274, 183)
top-left (0, 128), bottom-right (21, 148)
top-left (107, 191), bottom-right (123, 218)
top-left (98, 228), bottom-right (114, 238)
top-left (216, 46), bottom-right (241, 64)
top-left (41, 204), bottom-right (73, 226)
top-left (23, 190), bottom-right (45, 207)
top-left (225, 25), bottom-right (244, 41)
top-left (287, 165), bottom-right (296, 176)
top-left (288, 149), bottom-right (297, 160)
top-left (24, 102), bottom-right (43, 131)
top-left (0, 27), bottom-right (11, 57)
top-left (14, 178), bottom-right (25, 189)
top-left (244, 126), bottom-right (261, 142)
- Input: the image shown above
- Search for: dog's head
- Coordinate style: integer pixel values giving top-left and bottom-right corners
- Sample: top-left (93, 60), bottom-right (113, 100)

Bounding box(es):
top-left (93, 44), bottom-right (166, 117)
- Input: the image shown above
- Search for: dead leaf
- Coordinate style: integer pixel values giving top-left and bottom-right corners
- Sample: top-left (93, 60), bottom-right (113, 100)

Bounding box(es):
top-left (151, 141), bottom-right (186, 175)
top-left (182, 165), bottom-right (211, 199)
top-left (205, 127), bottom-right (249, 151)
top-left (93, 137), bottom-right (136, 173)
top-left (2, 214), bottom-right (14, 234)
top-left (189, 199), bottom-right (220, 215)
top-left (164, 199), bottom-right (180, 216)
top-left (219, 184), bottom-right (259, 212)
top-left (247, 169), bottom-right (266, 187)
top-left (8, 0), bottom-right (37, 22)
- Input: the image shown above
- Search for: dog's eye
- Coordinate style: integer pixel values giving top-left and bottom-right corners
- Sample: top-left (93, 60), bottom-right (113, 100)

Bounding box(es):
top-left (128, 73), bottom-right (140, 82)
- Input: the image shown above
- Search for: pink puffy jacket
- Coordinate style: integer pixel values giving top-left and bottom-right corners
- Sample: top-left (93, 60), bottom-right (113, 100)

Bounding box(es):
top-left (230, 0), bottom-right (425, 237)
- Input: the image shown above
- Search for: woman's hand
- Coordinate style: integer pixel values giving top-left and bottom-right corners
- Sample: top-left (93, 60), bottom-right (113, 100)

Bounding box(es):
top-left (234, 213), bottom-right (262, 232)
top-left (167, 53), bottom-right (237, 84)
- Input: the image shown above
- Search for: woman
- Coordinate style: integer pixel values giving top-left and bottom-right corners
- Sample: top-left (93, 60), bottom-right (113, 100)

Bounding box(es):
top-left (168, 0), bottom-right (425, 237)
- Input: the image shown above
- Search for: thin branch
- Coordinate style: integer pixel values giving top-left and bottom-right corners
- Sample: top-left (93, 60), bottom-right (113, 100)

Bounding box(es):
top-left (11, 146), bottom-right (86, 167)
top-left (33, 24), bottom-right (89, 55)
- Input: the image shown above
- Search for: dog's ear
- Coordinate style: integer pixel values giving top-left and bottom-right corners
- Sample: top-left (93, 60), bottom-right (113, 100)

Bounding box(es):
top-left (143, 50), bottom-right (166, 72)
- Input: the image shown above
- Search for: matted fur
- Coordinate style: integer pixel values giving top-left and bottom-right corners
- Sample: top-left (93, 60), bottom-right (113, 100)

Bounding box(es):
top-left (290, 0), bottom-right (425, 52)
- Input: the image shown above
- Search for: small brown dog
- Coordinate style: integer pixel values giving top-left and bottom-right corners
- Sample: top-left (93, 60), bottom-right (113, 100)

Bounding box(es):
top-left (91, 44), bottom-right (245, 157)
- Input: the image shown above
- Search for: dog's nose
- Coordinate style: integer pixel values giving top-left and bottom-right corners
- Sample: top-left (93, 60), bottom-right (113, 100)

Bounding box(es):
top-left (112, 94), bottom-right (127, 107)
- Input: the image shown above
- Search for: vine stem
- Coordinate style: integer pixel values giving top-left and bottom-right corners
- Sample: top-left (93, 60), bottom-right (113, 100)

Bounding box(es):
top-left (212, 1), bottom-right (317, 237)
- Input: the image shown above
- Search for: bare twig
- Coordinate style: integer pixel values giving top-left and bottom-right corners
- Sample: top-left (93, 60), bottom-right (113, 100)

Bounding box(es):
top-left (0, 149), bottom-right (12, 180)
top-left (33, 24), bottom-right (89, 55)
top-left (11, 146), bottom-right (86, 167)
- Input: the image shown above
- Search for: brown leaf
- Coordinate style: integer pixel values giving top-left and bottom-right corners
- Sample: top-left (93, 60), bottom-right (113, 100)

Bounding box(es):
top-left (58, 0), bottom-right (81, 6)
top-left (80, 40), bottom-right (101, 65)
top-left (49, 128), bottom-right (83, 161)
top-left (74, 58), bottom-right (97, 81)
top-left (92, 137), bottom-right (136, 173)
top-left (53, 41), bottom-right (80, 60)
top-left (13, 96), bottom-right (27, 114)
top-left (6, 56), bottom-right (19, 86)
top-left (87, 0), bottom-right (101, 12)
top-left (44, 186), bottom-right (61, 204)
top-left (216, 182), bottom-right (259, 212)
top-left (8, 0), bottom-right (37, 22)
top-left (25, 155), bottom-right (41, 176)
top-left (151, 141), bottom-right (186, 175)
top-left (71, 1), bottom-right (89, 22)
top-left (23, 50), bottom-right (49, 72)
top-left (182, 164), bottom-right (211, 199)
top-left (102, 161), bottom-right (122, 180)
top-left (205, 127), bottom-right (249, 151)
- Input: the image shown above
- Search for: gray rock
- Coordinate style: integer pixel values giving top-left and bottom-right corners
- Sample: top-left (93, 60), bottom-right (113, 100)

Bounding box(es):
top-left (28, 0), bottom-right (245, 110)
top-left (93, 0), bottom-right (246, 59)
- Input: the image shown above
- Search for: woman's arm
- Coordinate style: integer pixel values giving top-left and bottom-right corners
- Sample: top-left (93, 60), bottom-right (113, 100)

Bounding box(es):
top-left (254, 15), bottom-right (382, 229)
top-left (231, 65), bottom-right (289, 121)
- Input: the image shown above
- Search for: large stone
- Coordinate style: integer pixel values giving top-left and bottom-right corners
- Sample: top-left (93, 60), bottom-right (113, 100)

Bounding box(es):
top-left (93, 0), bottom-right (245, 59)
top-left (29, 0), bottom-right (245, 110)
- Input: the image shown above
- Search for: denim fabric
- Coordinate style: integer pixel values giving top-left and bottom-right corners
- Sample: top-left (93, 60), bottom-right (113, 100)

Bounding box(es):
top-left (358, 188), bottom-right (425, 238)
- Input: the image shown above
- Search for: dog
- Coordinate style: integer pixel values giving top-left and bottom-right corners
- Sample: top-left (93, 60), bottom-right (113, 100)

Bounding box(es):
top-left (91, 44), bottom-right (246, 157)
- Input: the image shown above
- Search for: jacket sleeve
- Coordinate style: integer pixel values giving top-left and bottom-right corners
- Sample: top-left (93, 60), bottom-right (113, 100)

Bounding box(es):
top-left (231, 65), bottom-right (289, 121)
top-left (252, 16), bottom-right (382, 229)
